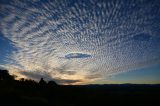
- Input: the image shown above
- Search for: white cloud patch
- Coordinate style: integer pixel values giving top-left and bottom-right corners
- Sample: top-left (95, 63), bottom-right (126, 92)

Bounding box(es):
top-left (0, 0), bottom-right (160, 84)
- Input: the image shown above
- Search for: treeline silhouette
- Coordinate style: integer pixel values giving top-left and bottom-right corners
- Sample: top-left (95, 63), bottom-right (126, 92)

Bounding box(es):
top-left (0, 69), bottom-right (160, 106)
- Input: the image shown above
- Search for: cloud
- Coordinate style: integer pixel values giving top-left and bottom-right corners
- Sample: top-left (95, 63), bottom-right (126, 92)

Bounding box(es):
top-left (20, 71), bottom-right (53, 81)
top-left (65, 53), bottom-right (91, 59)
top-left (54, 78), bottom-right (82, 85)
top-left (0, 0), bottom-right (160, 84)
top-left (58, 70), bottom-right (77, 75)
top-left (133, 33), bottom-right (151, 41)
top-left (85, 74), bottom-right (101, 79)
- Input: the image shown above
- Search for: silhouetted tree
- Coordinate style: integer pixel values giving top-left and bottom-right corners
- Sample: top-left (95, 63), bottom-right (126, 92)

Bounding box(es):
top-left (0, 69), bottom-right (15, 81)
top-left (39, 78), bottom-right (47, 85)
top-left (19, 78), bottom-right (25, 82)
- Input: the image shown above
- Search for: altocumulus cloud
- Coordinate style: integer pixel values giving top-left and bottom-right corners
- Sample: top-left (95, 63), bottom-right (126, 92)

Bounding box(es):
top-left (0, 0), bottom-right (160, 84)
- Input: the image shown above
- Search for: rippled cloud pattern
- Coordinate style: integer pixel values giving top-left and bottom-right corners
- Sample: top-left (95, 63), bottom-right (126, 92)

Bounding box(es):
top-left (0, 0), bottom-right (160, 84)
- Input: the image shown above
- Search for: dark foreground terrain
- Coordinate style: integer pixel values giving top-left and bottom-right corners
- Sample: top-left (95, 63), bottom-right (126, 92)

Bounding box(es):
top-left (0, 69), bottom-right (160, 106)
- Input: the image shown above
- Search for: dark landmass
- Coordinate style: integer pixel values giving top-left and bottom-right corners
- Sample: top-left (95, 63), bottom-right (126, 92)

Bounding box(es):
top-left (0, 69), bottom-right (160, 106)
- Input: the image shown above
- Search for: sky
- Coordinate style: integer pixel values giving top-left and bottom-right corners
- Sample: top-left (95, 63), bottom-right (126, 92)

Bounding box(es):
top-left (0, 0), bottom-right (160, 85)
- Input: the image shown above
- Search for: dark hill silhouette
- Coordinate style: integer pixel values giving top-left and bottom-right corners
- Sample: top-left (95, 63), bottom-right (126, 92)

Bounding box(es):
top-left (48, 80), bottom-right (57, 86)
top-left (0, 69), bottom-right (160, 106)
